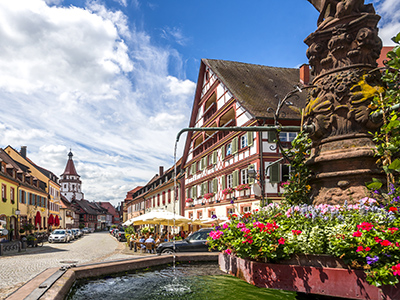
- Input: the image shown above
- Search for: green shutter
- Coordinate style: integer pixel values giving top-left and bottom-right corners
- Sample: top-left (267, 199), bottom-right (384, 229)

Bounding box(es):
top-left (186, 188), bottom-right (190, 198)
top-left (247, 132), bottom-right (253, 147)
top-left (213, 150), bottom-right (217, 165)
top-left (268, 131), bottom-right (277, 143)
top-left (233, 170), bottom-right (239, 187)
top-left (221, 145), bottom-right (225, 160)
top-left (192, 186), bottom-right (197, 198)
top-left (248, 164), bottom-right (255, 184)
top-left (213, 178), bottom-right (218, 192)
top-left (270, 163), bottom-right (280, 183)
top-left (221, 175), bottom-right (226, 190)
top-left (204, 182), bottom-right (208, 194)
top-left (232, 137), bottom-right (238, 154)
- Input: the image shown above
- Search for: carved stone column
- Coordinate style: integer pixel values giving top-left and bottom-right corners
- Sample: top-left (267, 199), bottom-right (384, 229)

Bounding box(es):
top-left (304, 1), bottom-right (385, 205)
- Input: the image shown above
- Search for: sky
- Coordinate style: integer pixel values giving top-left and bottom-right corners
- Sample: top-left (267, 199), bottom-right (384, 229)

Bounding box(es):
top-left (0, 0), bottom-right (398, 207)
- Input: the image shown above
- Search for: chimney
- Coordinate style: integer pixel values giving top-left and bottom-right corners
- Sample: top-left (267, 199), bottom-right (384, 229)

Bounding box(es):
top-left (159, 166), bottom-right (164, 177)
top-left (20, 146), bottom-right (27, 158)
top-left (299, 64), bottom-right (310, 86)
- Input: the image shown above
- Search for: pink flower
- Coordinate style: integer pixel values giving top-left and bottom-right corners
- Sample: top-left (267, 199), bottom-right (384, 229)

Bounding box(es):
top-left (237, 222), bottom-right (245, 229)
top-left (392, 264), bottom-right (400, 276)
top-left (225, 249), bottom-right (232, 255)
top-left (209, 230), bottom-right (223, 240)
top-left (357, 222), bottom-right (374, 231)
top-left (353, 231), bottom-right (362, 237)
top-left (278, 237), bottom-right (285, 245)
top-left (222, 223), bottom-right (229, 229)
top-left (380, 240), bottom-right (392, 247)
top-left (356, 246), bottom-right (364, 252)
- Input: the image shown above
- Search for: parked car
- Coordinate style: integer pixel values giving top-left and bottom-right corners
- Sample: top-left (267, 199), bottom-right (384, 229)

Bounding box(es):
top-left (117, 231), bottom-right (127, 242)
top-left (66, 229), bottom-right (74, 241)
top-left (156, 228), bottom-right (213, 255)
top-left (71, 229), bottom-right (80, 239)
top-left (82, 227), bottom-right (90, 234)
top-left (48, 229), bottom-right (69, 243)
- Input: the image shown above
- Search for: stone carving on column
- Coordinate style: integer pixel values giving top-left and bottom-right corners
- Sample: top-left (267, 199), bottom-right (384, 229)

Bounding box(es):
top-left (304, 0), bottom-right (385, 205)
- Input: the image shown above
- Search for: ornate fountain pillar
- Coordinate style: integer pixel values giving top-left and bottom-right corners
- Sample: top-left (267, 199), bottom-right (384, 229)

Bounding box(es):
top-left (304, 0), bottom-right (385, 205)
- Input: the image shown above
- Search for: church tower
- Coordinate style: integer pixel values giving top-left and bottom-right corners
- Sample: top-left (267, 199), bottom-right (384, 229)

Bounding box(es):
top-left (60, 150), bottom-right (84, 201)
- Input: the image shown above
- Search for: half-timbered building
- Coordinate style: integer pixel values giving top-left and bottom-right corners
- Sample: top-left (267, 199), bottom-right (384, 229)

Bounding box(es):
top-left (181, 59), bottom-right (308, 221)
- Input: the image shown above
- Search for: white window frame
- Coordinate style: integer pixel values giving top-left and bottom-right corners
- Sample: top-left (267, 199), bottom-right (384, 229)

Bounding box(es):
top-left (227, 174), bottom-right (233, 188)
top-left (226, 143), bottom-right (232, 156)
top-left (279, 132), bottom-right (297, 142)
top-left (241, 169), bottom-right (249, 185)
top-left (240, 135), bottom-right (248, 148)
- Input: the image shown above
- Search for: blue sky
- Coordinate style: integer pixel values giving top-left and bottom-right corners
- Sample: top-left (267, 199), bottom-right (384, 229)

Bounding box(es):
top-left (0, 0), bottom-right (398, 206)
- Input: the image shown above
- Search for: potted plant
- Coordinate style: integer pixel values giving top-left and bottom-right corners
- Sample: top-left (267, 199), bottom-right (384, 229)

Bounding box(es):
top-left (26, 235), bottom-right (37, 247)
top-left (222, 188), bottom-right (234, 196)
top-left (204, 193), bottom-right (215, 200)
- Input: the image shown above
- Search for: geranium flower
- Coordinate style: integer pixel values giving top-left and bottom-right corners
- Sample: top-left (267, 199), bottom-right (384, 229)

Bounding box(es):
top-left (225, 249), bottom-right (232, 255)
top-left (356, 246), bottom-right (364, 252)
top-left (222, 223), bottom-right (229, 229)
top-left (380, 240), bottom-right (392, 247)
top-left (278, 237), bottom-right (285, 245)
top-left (357, 222), bottom-right (374, 231)
top-left (389, 207), bottom-right (398, 212)
top-left (392, 264), bottom-right (400, 276)
top-left (374, 236), bottom-right (382, 243)
top-left (209, 230), bottom-right (223, 240)
top-left (353, 231), bottom-right (362, 237)
top-left (365, 247), bottom-right (371, 251)
top-left (292, 230), bottom-right (302, 235)
top-left (388, 227), bottom-right (398, 234)
top-left (237, 222), bottom-right (245, 229)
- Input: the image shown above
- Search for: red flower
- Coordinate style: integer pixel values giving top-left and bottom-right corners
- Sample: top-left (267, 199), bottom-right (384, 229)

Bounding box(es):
top-left (353, 231), bottom-right (362, 237)
top-left (392, 264), bottom-right (400, 276)
top-left (380, 240), bottom-right (392, 247)
top-left (356, 246), bottom-right (364, 252)
top-left (365, 247), bottom-right (371, 251)
top-left (388, 227), bottom-right (399, 234)
top-left (374, 236), bottom-right (382, 243)
top-left (357, 222), bottom-right (374, 231)
top-left (278, 237), bottom-right (285, 245)
top-left (389, 207), bottom-right (398, 212)
top-left (292, 230), bottom-right (302, 235)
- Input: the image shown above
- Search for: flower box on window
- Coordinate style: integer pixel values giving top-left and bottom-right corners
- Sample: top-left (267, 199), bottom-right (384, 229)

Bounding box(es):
top-left (235, 184), bottom-right (250, 191)
top-left (185, 198), bottom-right (193, 203)
top-left (222, 188), bottom-right (234, 196)
top-left (203, 192), bottom-right (215, 200)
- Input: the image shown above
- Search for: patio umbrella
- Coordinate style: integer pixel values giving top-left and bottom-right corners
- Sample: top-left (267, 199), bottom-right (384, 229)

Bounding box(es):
top-left (130, 210), bottom-right (191, 226)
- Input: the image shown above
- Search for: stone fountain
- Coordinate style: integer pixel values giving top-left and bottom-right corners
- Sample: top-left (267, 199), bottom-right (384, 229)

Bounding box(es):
top-left (304, 0), bottom-right (385, 204)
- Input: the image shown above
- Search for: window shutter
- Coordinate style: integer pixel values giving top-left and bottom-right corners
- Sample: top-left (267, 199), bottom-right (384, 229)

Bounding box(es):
top-left (221, 175), bottom-right (226, 190)
top-left (221, 145), bottom-right (225, 160)
top-left (232, 137), bottom-right (238, 154)
top-left (233, 170), bottom-right (239, 187)
top-left (268, 131), bottom-right (277, 143)
top-left (203, 182), bottom-right (208, 194)
top-left (247, 132), bottom-right (253, 147)
top-left (19, 190), bottom-right (22, 203)
top-left (212, 150), bottom-right (217, 165)
top-left (213, 178), bottom-right (218, 192)
top-left (248, 165), bottom-right (255, 184)
top-left (186, 188), bottom-right (190, 198)
top-left (192, 186), bottom-right (197, 198)
top-left (200, 158), bottom-right (204, 170)
top-left (270, 164), bottom-right (280, 183)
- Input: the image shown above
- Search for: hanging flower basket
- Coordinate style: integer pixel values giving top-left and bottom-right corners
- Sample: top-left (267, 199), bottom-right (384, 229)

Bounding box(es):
top-left (203, 193), bottom-right (215, 200)
top-left (222, 188), bottom-right (234, 196)
top-left (2, 198), bottom-right (6, 203)
top-left (185, 198), bottom-right (193, 203)
top-left (235, 184), bottom-right (250, 191)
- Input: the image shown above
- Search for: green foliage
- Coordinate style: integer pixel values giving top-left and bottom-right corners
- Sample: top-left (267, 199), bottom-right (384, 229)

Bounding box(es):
top-left (281, 131), bottom-right (312, 205)
top-left (78, 224), bottom-right (84, 229)
top-left (22, 223), bottom-right (35, 232)
top-left (207, 201), bottom-right (400, 287)
top-left (124, 226), bottom-right (135, 235)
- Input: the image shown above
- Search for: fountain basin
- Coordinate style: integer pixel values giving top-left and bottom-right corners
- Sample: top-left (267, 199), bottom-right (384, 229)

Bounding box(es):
top-left (219, 253), bottom-right (400, 300)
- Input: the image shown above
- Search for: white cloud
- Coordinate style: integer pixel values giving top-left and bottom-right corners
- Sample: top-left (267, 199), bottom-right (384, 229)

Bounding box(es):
top-left (161, 26), bottom-right (189, 46)
top-left (373, 0), bottom-right (400, 45)
top-left (0, 0), bottom-right (196, 206)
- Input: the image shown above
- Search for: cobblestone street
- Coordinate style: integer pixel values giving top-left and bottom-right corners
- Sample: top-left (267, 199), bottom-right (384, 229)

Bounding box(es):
top-left (0, 232), bottom-right (134, 299)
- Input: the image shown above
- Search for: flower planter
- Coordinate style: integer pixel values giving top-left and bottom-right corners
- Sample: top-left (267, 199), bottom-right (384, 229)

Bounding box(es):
top-left (219, 253), bottom-right (400, 300)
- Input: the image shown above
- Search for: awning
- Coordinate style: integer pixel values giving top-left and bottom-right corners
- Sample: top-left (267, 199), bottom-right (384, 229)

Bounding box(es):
top-left (48, 214), bottom-right (54, 225)
top-left (54, 215), bottom-right (60, 226)
top-left (35, 211), bottom-right (41, 227)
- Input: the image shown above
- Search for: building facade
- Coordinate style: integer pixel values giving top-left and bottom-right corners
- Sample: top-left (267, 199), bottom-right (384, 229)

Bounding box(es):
top-left (181, 59), bottom-right (307, 222)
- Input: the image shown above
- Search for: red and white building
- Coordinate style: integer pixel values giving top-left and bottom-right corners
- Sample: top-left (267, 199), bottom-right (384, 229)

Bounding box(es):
top-left (181, 59), bottom-right (308, 221)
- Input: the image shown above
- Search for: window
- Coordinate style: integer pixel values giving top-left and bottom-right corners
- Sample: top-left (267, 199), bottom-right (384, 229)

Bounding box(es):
top-left (241, 169), bottom-right (249, 185)
top-left (197, 211), bottom-right (203, 219)
top-left (208, 210), bottom-right (216, 218)
top-left (1, 184), bottom-right (6, 199)
top-left (241, 206), bottom-right (251, 214)
top-left (189, 212), bottom-right (193, 219)
top-left (208, 180), bottom-right (214, 193)
top-left (157, 194), bottom-right (160, 206)
top-left (227, 207), bottom-right (234, 215)
top-left (227, 174), bottom-right (233, 188)
top-left (279, 132), bottom-right (297, 142)
top-left (168, 189), bottom-right (171, 204)
top-left (240, 135), bottom-right (248, 148)
top-left (226, 143), bottom-right (232, 156)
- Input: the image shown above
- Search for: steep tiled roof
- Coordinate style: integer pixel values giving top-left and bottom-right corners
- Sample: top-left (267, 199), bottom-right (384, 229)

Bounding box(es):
top-left (62, 151), bottom-right (79, 176)
top-left (202, 59), bottom-right (307, 120)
